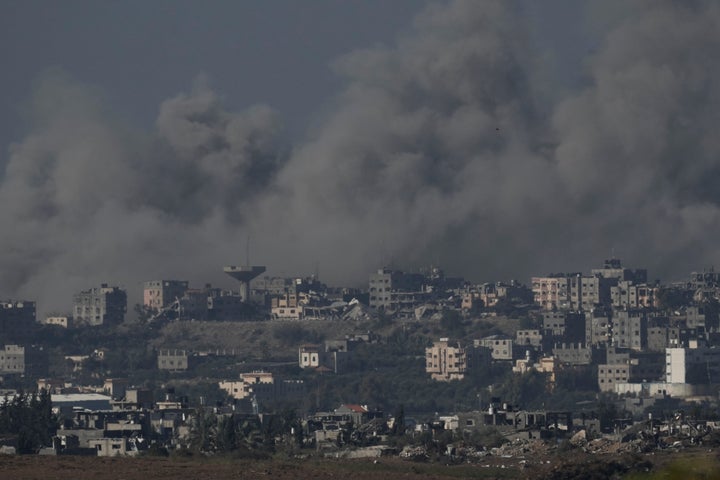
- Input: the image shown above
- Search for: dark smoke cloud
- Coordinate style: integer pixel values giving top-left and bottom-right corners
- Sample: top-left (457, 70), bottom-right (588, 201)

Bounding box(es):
top-left (2, 0), bottom-right (720, 314)
top-left (0, 72), bottom-right (281, 312)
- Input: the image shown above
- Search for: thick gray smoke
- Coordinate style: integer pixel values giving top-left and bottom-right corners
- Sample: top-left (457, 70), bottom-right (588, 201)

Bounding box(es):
top-left (0, 72), bottom-right (281, 311)
top-left (2, 0), bottom-right (720, 313)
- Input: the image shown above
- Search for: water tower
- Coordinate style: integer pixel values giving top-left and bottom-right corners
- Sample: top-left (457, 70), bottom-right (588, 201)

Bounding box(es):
top-left (223, 265), bottom-right (266, 302)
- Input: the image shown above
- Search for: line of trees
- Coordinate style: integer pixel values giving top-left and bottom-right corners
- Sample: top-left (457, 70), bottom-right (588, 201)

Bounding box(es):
top-left (0, 390), bottom-right (57, 453)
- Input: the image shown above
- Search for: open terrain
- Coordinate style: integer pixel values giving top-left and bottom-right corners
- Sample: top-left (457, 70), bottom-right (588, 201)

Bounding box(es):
top-left (1, 447), bottom-right (719, 480)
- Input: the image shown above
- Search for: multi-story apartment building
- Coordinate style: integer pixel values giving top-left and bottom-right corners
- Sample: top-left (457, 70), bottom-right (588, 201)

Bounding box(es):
top-left (568, 275), bottom-right (613, 311)
top-left (611, 281), bottom-right (659, 309)
top-left (0, 300), bottom-right (36, 343)
top-left (585, 309), bottom-right (611, 347)
top-left (591, 258), bottom-right (647, 284)
top-left (542, 311), bottom-right (585, 344)
top-left (612, 310), bottom-right (647, 351)
top-left (462, 282), bottom-right (532, 310)
top-left (598, 348), bottom-right (664, 392)
top-left (647, 325), bottom-right (681, 352)
top-left (368, 268), bottom-right (424, 310)
top-left (665, 344), bottom-right (720, 384)
top-left (683, 305), bottom-right (707, 329)
top-left (689, 269), bottom-right (720, 290)
top-left (73, 284), bottom-right (127, 326)
top-left (531, 275), bottom-right (573, 310)
top-left (426, 338), bottom-right (489, 381)
top-left (0, 344), bottom-right (24, 374)
top-left (426, 338), bottom-right (469, 381)
top-left (143, 280), bottom-right (189, 310)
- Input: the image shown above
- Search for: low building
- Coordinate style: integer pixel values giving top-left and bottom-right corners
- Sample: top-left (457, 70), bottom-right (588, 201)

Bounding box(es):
top-left (516, 329), bottom-right (542, 348)
top-left (51, 393), bottom-right (113, 417)
top-left (219, 371), bottom-right (305, 405)
top-left (157, 349), bottom-right (189, 371)
top-left (88, 437), bottom-right (142, 457)
top-left (111, 389), bottom-right (154, 410)
top-left (513, 355), bottom-right (559, 386)
top-left (42, 316), bottom-right (73, 328)
top-left (298, 342), bottom-right (350, 373)
top-left (475, 335), bottom-right (513, 361)
top-left (552, 343), bottom-right (594, 366)
top-left (103, 378), bottom-right (129, 399)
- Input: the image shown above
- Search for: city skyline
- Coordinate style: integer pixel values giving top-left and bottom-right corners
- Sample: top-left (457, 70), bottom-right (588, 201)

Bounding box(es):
top-left (2, 1), bottom-right (720, 314)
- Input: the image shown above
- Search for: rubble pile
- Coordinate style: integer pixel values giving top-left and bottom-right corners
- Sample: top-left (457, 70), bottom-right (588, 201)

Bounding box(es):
top-left (399, 445), bottom-right (429, 461)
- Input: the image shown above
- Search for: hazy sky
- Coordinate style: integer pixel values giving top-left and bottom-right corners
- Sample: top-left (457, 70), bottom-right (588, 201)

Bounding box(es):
top-left (0, 1), bottom-right (592, 151)
top-left (1, 1), bottom-right (430, 147)
top-left (2, 0), bottom-right (719, 313)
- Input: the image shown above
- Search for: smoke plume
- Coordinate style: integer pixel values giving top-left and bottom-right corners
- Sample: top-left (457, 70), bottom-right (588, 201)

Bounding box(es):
top-left (2, 0), bottom-right (720, 313)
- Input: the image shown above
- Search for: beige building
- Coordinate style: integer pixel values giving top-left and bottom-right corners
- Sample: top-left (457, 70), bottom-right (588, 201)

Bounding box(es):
top-left (271, 292), bottom-right (307, 320)
top-left (219, 371), bottom-right (305, 404)
top-left (531, 276), bottom-right (571, 310)
top-left (513, 355), bottom-right (559, 387)
top-left (43, 316), bottom-right (73, 328)
top-left (143, 280), bottom-right (189, 310)
top-left (426, 338), bottom-right (489, 381)
top-left (426, 338), bottom-right (468, 381)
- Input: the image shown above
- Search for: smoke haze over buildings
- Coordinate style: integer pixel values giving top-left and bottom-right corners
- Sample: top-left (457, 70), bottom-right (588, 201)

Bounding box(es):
top-left (2, 0), bottom-right (720, 312)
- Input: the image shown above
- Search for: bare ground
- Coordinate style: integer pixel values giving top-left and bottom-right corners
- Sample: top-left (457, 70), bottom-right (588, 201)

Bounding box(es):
top-left (2, 448), bottom-right (719, 480)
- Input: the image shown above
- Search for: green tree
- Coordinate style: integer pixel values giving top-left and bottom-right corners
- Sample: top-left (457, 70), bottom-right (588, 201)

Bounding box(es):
top-left (0, 389), bottom-right (57, 454)
top-left (216, 414), bottom-right (237, 453)
top-left (391, 404), bottom-right (405, 436)
top-left (188, 406), bottom-right (217, 453)
top-left (440, 309), bottom-right (465, 337)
